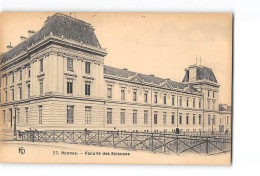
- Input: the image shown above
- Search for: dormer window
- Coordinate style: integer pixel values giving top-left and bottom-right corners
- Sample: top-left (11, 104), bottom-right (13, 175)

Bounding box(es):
top-left (133, 89), bottom-right (137, 101)
top-left (163, 94), bottom-right (167, 104)
top-left (67, 58), bottom-right (73, 71)
top-left (154, 93), bottom-right (158, 104)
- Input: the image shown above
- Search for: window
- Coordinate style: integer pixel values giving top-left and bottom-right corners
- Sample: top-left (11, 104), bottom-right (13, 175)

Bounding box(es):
top-left (133, 89), bottom-right (137, 101)
top-left (19, 87), bottom-right (22, 99)
top-left (5, 90), bottom-right (7, 102)
top-left (199, 114), bottom-right (201, 125)
top-left (6, 75), bottom-right (8, 85)
top-left (193, 99), bottom-right (195, 108)
top-left (208, 100), bottom-right (210, 109)
top-left (208, 90), bottom-right (210, 97)
top-left (28, 69), bottom-right (31, 78)
top-left (67, 105), bottom-right (74, 124)
top-left (186, 113), bottom-right (189, 124)
top-left (120, 109), bottom-right (125, 124)
top-left (25, 107), bottom-right (29, 124)
top-left (85, 62), bottom-right (91, 74)
top-left (213, 91), bottom-right (215, 98)
top-left (107, 108), bottom-right (112, 124)
top-left (199, 99), bottom-right (201, 109)
top-left (208, 115), bottom-right (211, 125)
top-left (67, 58), bottom-right (73, 71)
top-left (28, 84), bottom-right (30, 98)
top-left (85, 106), bottom-right (91, 124)
top-left (186, 98), bottom-right (189, 107)
top-left (11, 89), bottom-right (14, 101)
top-left (154, 111), bottom-right (158, 124)
top-left (193, 114), bottom-right (195, 125)
top-left (179, 96), bottom-right (182, 107)
top-left (172, 96), bottom-right (175, 105)
top-left (3, 110), bottom-right (5, 124)
top-left (133, 110), bottom-right (137, 124)
top-left (179, 113), bottom-right (182, 124)
top-left (227, 116), bottom-right (229, 125)
top-left (107, 85), bottom-right (112, 98)
top-left (40, 59), bottom-right (43, 72)
top-left (67, 79), bottom-right (73, 94)
top-left (171, 113), bottom-right (175, 124)
top-left (121, 88), bottom-right (125, 101)
top-left (213, 102), bottom-right (215, 110)
top-left (85, 81), bottom-right (91, 96)
top-left (163, 94), bottom-right (167, 104)
top-left (154, 94), bottom-right (158, 103)
top-left (144, 110), bottom-right (148, 124)
top-left (12, 73), bottom-right (14, 83)
top-left (213, 115), bottom-right (215, 125)
top-left (40, 81), bottom-right (43, 96)
top-left (163, 112), bottom-right (167, 125)
top-left (17, 109), bottom-right (20, 124)
top-left (144, 91), bottom-right (148, 103)
top-left (39, 105), bottom-right (42, 124)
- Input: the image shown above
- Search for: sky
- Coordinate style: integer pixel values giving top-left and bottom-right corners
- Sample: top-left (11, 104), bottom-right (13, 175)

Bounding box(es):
top-left (0, 12), bottom-right (232, 105)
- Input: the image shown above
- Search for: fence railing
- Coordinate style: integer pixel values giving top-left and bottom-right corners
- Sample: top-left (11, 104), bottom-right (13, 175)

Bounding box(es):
top-left (18, 130), bottom-right (231, 155)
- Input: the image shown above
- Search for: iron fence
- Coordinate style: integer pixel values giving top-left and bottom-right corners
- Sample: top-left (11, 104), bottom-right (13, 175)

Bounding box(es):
top-left (18, 130), bottom-right (231, 155)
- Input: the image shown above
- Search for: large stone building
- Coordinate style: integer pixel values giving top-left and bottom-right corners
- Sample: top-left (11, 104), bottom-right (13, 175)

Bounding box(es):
top-left (0, 13), bottom-right (231, 133)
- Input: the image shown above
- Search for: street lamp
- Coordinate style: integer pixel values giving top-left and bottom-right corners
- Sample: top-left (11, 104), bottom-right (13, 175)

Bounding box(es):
top-left (13, 102), bottom-right (17, 140)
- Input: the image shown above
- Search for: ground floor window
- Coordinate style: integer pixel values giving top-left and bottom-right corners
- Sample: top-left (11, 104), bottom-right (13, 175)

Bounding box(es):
top-left (193, 114), bottom-right (195, 125)
top-left (171, 113), bottom-right (174, 124)
top-left (144, 110), bottom-right (148, 124)
top-left (133, 110), bottom-right (137, 124)
top-left (154, 112), bottom-right (158, 124)
top-left (17, 109), bottom-right (20, 124)
top-left (39, 105), bottom-right (42, 124)
top-left (107, 108), bottom-right (112, 124)
top-left (163, 112), bottom-right (167, 125)
top-left (120, 109), bottom-right (125, 124)
top-left (179, 113), bottom-right (182, 124)
top-left (67, 105), bottom-right (74, 124)
top-left (85, 106), bottom-right (91, 124)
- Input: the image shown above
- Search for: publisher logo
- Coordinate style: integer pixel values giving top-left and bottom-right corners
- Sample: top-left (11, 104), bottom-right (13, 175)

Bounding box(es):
top-left (19, 147), bottom-right (25, 154)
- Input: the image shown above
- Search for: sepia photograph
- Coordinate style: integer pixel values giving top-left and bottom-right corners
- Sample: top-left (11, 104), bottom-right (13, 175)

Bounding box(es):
top-left (0, 12), bottom-right (232, 165)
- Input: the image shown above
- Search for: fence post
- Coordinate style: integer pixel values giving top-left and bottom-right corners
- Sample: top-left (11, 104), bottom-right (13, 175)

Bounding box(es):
top-left (113, 131), bottom-right (115, 147)
top-left (32, 131), bottom-right (35, 142)
top-left (130, 132), bottom-right (133, 150)
top-left (176, 135), bottom-right (179, 155)
top-left (97, 130), bottom-right (100, 146)
top-left (164, 134), bottom-right (166, 153)
top-left (72, 130), bottom-right (74, 143)
top-left (206, 137), bottom-right (209, 155)
top-left (62, 130), bottom-right (65, 142)
top-left (53, 131), bottom-right (55, 142)
top-left (151, 133), bottom-right (154, 152)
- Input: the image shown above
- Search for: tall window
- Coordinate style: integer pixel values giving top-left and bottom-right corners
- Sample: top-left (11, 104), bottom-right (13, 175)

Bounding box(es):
top-left (85, 81), bottom-right (91, 96)
top-left (133, 89), bottom-right (137, 101)
top-left (163, 112), bottom-right (167, 125)
top-left (199, 114), bottom-right (201, 125)
top-left (179, 113), bottom-right (182, 124)
top-left (208, 115), bottom-right (211, 125)
top-left (19, 87), bottom-right (22, 99)
top-left (28, 69), bottom-right (31, 78)
top-left (144, 110), bottom-right (148, 124)
top-left (133, 110), bottom-right (137, 124)
top-left (171, 113), bottom-right (175, 124)
top-left (179, 96), bottom-right (182, 107)
top-left (17, 109), bottom-right (20, 124)
top-left (193, 99), bottom-right (195, 108)
top-left (40, 81), bottom-right (43, 96)
top-left (199, 99), bottom-right (201, 109)
top-left (40, 59), bottom-right (43, 72)
top-left (227, 116), bottom-right (229, 125)
top-left (213, 91), bottom-right (215, 98)
top-left (121, 88), bottom-right (125, 101)
top-left (154, 111), bottom-right (158, 124)
top-left (163, 94), bottom-right (167, 104)
top-left (6, 75), bottom-right (8, 85)
top-left (120, 109), bottom-right (125, 124)
top-left (107, 108), bottom-right (112, 124)
top-left (213, 115), bottom-right (215, 125)
top-left (208, 90), bottom-right (210, 97)
top-left (3, 110), bottom-right (5, 124)
top-left (67, 105), bottom-right (74, 124)
top-left (186, 98), bottom-right (189, 107)
top-left (11, 89), bottom-right (14, 101)
top-left (39, 105), bottom-right (42, 124)
top-left (186, 113), bottom-right (189, 124)
top-left (107, 85), bottom-right (112, 98)
top-left (85, 62), bottom-right (91, 74)
top-left (144, 91), bottom-right (148, 103)
top-left (193, 114), bottom-right (195, 125)
top-left (172, 96), bottom-right (175, 106)
top-left (5, 90), bottom-right (7, 102)
top-left (154, 94), bottom-right (158, 104)
top-left (67, 79), bottom-right (73, 94)
top-left (208, 100), bottom-right (210, 109)
top-left (25, 107), bottom-right (29, 124)
top-left (67, 58), bottom-right (73, 71)
top-left (28, 84), bottom-right (30, 98)
top-left (12, 73), bottom-right (14, 83)
top-left (85, 106), bottom-right (91, 124)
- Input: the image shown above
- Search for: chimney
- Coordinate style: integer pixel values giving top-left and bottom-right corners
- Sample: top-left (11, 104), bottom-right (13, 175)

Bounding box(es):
top-left (7, 42), bottom-right (13, 50)
top-left (122, 68), bottom-right (128, 71)
top-left (20, 36), bottom-right (27, 41)
top-left (149, 74), bottom-right (155, 77)
top-left (28, 30), bottom-right (36, 36)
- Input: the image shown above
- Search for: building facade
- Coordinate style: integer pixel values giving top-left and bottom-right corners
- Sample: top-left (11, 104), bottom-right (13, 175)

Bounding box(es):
top-left (0, 13), bottom-right (231, 133)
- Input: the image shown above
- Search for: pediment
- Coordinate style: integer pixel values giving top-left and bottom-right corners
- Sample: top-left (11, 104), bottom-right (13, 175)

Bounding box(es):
top-left (184, 87), bottom-right (192, 93)
top-left (129, 75), bottom-right (143, 83)
top-left (161, 82), bottom-right (172, 89)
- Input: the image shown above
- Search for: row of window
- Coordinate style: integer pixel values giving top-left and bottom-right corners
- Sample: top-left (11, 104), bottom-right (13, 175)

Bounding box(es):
top-left (67, 58), bottom-right (91, 74)
top-left (108, 86), bottom-right (203, 108)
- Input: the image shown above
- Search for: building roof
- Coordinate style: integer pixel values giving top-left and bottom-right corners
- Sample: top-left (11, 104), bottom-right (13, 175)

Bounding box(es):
top-left (219, 104), bottom-right (232, 112)
top-left (104, 65), bottom-right (199, 92)
top-left (182, 66), bottom-right (218, 83)
top-left (0, 13), bottom-right (101, 64)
